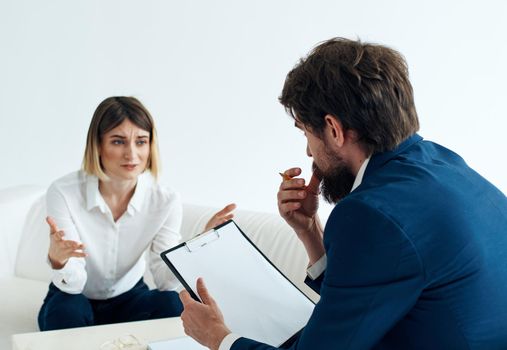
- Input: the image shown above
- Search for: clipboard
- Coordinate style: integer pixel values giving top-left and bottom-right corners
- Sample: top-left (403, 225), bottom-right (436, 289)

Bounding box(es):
top-left (160, 220), bottom-right (315, 347)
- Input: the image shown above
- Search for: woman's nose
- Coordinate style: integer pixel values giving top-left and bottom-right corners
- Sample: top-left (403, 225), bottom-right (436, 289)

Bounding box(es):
top-left (124, 143), bottom-right (135, 160)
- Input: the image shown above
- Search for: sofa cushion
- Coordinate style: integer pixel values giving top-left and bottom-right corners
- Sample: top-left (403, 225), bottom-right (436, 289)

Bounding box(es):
top-left (0, 276), bottom-right (48, 348)
top-left (15, 194), bottom-right (52, 282)
top-left (0, 186), bottom-right (46, 278)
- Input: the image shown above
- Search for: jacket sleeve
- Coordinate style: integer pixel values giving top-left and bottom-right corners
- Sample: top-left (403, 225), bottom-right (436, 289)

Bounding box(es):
top-left (148, 192), bottom-right (182, 291)
top-left (304, 274), bottom-right (324, 294)
top-left (231, 198), bottom-right (426, 350)
top-left (46, 184), bottom-right (87, 294)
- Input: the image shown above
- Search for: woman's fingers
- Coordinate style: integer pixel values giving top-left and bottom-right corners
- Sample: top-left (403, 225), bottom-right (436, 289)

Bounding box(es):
top-left (222, 213), bottom-right (234, 221)
top-left (47, 222), bottom-right (86, 266)
top-left (204, 203), bottom-right (237, 232)
top-left (68, 250), bottom-right (87, 258)
top-left (46, 217), bottom-right (66, 244)
top-left (49, 231), bottom-right (65, 244)
top-left (212, 204), bottom-right (236, 221)
top-left (212, 214), bottom-right (234, 227)
top-left (62, 244), bottom-right (87, 258)
top-left (46, 216), bottom-right (59, 234)
top-left (214, 203), bottom-right (237, 218)
top-left (63, 240), bottom-right (84, 249)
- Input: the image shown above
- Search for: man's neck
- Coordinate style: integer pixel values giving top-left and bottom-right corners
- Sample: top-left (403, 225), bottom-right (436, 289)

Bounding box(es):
top-left (347, 144), bottom-right (369, 178)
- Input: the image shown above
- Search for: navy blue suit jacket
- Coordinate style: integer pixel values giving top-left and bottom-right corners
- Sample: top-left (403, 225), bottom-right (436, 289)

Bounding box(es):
top-left (233, 134), bottom-right (507, 349)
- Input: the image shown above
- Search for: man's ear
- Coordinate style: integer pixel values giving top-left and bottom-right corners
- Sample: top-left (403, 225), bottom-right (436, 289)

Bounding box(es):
top-left (324, 114), bottom-right (345, 147)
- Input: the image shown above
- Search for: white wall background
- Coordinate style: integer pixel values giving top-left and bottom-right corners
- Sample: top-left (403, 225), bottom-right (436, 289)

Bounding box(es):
top-left (1, 0), bottom-right (506, 220)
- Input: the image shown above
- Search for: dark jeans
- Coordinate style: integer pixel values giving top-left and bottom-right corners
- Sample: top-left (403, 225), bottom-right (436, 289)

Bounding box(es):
top-left (38, 279), bottom-right (183, 331)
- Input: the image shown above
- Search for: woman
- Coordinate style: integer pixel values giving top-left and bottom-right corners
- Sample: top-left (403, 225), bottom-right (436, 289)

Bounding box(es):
top-left (38, 96), bottom-right (235, 331)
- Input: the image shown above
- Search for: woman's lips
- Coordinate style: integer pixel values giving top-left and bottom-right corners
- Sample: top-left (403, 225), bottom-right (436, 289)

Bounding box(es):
top-left (121, 164), bottom-right (138, 171)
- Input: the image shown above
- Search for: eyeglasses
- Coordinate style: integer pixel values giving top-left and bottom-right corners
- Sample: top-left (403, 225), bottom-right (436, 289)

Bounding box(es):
top-left (100, 334), bottom-right (145, 350)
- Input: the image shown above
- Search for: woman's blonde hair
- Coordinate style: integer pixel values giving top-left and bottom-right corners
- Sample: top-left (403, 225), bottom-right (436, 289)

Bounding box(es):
top-left (82, 96), bottom-right (160, 180)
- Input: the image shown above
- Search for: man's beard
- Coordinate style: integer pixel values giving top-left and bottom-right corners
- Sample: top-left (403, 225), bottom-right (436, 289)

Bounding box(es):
top-left (313, 159), bottom-right (356, 204)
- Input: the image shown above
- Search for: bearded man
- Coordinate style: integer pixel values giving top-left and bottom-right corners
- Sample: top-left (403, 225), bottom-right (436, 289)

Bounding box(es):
top-left (179, 37), bottom-right (507, 350)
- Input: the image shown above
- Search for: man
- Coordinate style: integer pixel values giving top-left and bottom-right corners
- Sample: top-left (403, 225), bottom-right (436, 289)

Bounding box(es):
top-left (179, 38), bottom-right (507, 349)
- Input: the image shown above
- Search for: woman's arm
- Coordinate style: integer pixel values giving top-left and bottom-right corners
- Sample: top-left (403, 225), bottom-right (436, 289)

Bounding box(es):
top-left (46, 184), bottom-right (88, 294)
top-left (148, 192), bottom-right (183, 291)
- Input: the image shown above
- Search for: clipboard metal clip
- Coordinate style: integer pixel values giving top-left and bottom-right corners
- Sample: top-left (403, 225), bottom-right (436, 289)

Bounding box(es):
top-left (186, 229), bottom-right (220, 252)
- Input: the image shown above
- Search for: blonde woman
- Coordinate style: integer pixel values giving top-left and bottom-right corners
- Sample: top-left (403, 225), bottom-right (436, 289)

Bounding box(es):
top-left (38, 96), bottom-right (235, 330)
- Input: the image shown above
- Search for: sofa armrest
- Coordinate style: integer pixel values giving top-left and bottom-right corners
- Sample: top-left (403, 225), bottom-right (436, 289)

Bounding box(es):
top-left (0, 186), bottom-right (46, 278)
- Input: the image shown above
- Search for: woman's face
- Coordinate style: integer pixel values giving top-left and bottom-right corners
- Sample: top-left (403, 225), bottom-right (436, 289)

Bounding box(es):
top-left (99, 119), bottom-right (150, 182)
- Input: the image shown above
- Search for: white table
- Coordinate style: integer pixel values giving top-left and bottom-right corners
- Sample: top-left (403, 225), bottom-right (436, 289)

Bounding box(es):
top-left (11, 317), bottom-right (186, 350)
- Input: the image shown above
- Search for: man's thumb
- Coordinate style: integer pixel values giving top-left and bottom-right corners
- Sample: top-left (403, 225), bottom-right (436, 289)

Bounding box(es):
top-left (196, 278), bottom-right (215, 305)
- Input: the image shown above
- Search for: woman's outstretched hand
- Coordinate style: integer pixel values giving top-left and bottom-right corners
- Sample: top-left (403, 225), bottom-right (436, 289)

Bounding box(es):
top-left (204, 203), bottom-right (237, 232)
top-left (46, 216), bottom-right (86, 269)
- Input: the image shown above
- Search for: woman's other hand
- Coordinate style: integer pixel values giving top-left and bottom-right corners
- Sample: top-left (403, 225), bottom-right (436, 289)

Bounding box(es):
top-left (46, 216), bottom-right (87, 269)
top-left (204, 203), bottom-right (236, 232)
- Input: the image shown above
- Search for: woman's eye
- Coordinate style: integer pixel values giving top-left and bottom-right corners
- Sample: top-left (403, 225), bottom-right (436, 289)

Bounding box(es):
top-left (136, 140), bottom-right (148, 145)
top-left (112, 139), bottom-right (124, 145)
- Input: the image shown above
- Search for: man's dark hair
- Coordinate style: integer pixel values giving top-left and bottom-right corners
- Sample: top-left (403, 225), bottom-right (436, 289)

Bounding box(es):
top-left (279, 37), bottom-right (419, 154)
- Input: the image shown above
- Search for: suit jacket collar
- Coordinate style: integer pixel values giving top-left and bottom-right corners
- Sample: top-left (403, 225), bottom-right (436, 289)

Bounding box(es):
top-left (364, 133), bottom-right (423, 178)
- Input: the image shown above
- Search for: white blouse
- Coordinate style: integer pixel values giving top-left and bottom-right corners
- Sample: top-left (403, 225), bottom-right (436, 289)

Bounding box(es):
top-left (46, 170), bottom-right (181, 299)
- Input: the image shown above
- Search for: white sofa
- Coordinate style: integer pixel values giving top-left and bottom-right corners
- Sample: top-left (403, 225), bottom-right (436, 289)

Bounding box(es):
top-left (0, 185), bottom-right (317, 349)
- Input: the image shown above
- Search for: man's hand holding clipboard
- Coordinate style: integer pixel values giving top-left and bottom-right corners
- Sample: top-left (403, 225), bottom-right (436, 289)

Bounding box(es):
top-left (179, 278), bottom-right (231, 350)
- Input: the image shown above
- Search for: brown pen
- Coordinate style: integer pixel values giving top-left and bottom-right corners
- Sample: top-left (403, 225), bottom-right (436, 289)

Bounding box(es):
top-left (278, 172), bottom-right (292, 181)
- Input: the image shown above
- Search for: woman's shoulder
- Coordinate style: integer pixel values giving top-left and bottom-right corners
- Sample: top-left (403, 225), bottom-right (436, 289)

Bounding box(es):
top-left (141, 173), bottom-right (181, 206)
top-left (48, 170), bottom-right (90, 195)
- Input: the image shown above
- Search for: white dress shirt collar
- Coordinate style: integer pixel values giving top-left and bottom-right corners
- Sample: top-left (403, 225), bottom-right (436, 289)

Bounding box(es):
top-left (350, 157), bottom-right (370, 192)
top-left (85, 172), bottom-right (151, 214)
top-left (86, 174), bottom-right (105, 212)
top-left (127, 172), bottom-right (150, 213)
